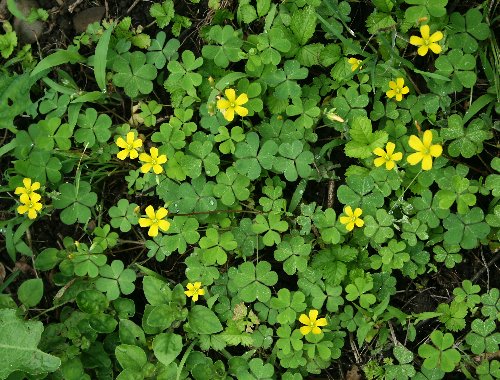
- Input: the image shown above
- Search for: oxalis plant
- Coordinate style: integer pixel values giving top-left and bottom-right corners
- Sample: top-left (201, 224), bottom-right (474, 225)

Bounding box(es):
top-left (0, 0), bottom-right (499, 379)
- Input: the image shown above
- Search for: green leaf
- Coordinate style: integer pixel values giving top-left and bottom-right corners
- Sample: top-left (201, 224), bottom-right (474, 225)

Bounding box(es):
top-left (465, 318), bottom-right (500, 354)
top-left (345, 116), bottom-right (388, 159)
top-left (441, 115), bottom-right (492, 158)
top-left (18, 278), bottom-right (44, 307)
top-left (0, 309), bottom-right (61, 378)
top-left (189, 305), bottom-right (223, 334)
top-left (443, 208), bottom-right (490, 249)
top-left (153, 333), bottom-right (183, 366)
top-left (150, 0), bottom-right (174, 28)
top-left (94, 24), bottom-right (114, 91)
top-left (53, 181), bottom-right (98, 225)
top-left (230, 261), bottom-right (278, 303)
top-left (290, 6), bottom-right (317, 45)
top-left (115, 344), bottom-right (147, 371)
top-left (202, 25), bottom-right (243, 68)
top-left (31, 47), bottom-right (85, 77)
top-left (96, 260), bottom-right (137, 301)
top-left (113, 52), bottom-right (157, 98)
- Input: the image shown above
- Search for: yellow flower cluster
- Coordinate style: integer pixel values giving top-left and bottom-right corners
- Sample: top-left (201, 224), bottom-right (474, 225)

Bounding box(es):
top-left (115, 131), bottom-right (168, 174)
top-left (409, 25), bottom-right (443, 56)
top-left (15, 178), bottom-right (42, 219)
top-left (372, 130), bottom-right (442, 172)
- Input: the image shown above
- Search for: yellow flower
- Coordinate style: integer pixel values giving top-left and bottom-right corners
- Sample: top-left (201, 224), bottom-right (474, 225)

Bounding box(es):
top-left (17, 193), bottom-right (43, 220)
top-left (339, 206), bottom-right (364, 231)
top-left (116, 131), bottom-right (142, 160)
top-left (299, 309), bottom-right (327, 335)
top-left (184, 282), bottom-right (205, 302)
top-left (139, 205), bottom-right (171, 237)
top-left (139, 147), bottom-right (167, 174)
top-left (14, 178), bottom-right (40, 197)
top-left (409, 25), bottom-right (443, 56)
top-left (386, 78), bottom-right (410, 102)
top-left (373, 142), bottom-right (403, 170)
top-left (216, 88), bottom-right (249, 122)
top-left (348, 57), bottom-right (362, 72)
top-left (407, 130), bottom-right (443, 171)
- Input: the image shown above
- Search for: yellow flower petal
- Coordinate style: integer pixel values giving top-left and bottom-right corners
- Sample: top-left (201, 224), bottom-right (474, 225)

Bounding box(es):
top-left (339, 216), bottom-right (351, 224)
top-left (139, 217), bottom-right (153, 227)
top-left (27, 209), bottom-right (38, 219)
top-left (139, 153), bottom-right (152, 163)
top-left (224, 88), bottom-right (236, 103)
top-left (126, 132), bottom-right (135, 144)
top-left (344, 206), bottom-right (353, 216)
top-left (153, 164), bottom-right (164, 174)
top-left (409, 35), bottom-right (423, 46)
top-left (396, 78), bottom-right (405, 88)
top-left (133, 139), bottom-right (143, 149)
top-left (346, 222), bottom-right (355, 231)
top-left (234, 105), bottom-right (248, 117)
top-left (117, 149), bottom-right (129, 160)
top-left (17, 204), bottom-right (29, 214)
top-left (148, 224), bottom-right (159, 237)
top-left (217, 98), bottom-right (231, 110)
top-left (373, 147), bottom-right (386, 157)
top-left (156, 207), bottom-right (168, 219)
top-left (308, 309), bottom-right (318, 322)
top-left (156, 154), bottom-right (168, 165)
top-left (395, 93), bottom-right (403, 102)
top-left (417, 45), bottom-right (429, 56)
top-left (316, 317), bottom-right (328, 327)
top-left (401, 86), bottom-right (410, 94)
top-left (385, 160), bottom-right (396, 170)
top-left (374, 157), bottom-right (387, 167)
top-left (429, 144), bottom-right (443, 157)
top-left (311, 326), bottom-right (322, 335)
top-left (392, 152), bottom-right (403, 161)
top-left (141, 163), bottom-right (152, 173)
top-left (420, 25), bottom-right (430, 39)
top-left (224, 108), bottom-right (235, 122)
top-left (429, 43), bottom-right (442, 54)
top-left (386, 142), bottom-right (395, 155)
top-left (407, 152), bottom-right (424, 166)
top-left (353, 208), bottom-right (363, 217)
top-left (429, 31), bottom-right (443, 43)
top-left (300, 326), bottom-right (312, 335)
top-left (22, 178), bottom-right (32, 189)
top-left (422, 130), bottom-right (433, 147)
top-left (421, 155), bottom-right (433, 171)
top-left (116, 137), bottom-right (128, 149)
top-left (388, 81), bottom-right (397, 89)
top-left (129, 150), bottom-right (139, 159)
top-left (150, 147), bottom-right (159, 159)
top-left (355, 218), bottom-right (365, 227)
top-left (386, 89), bottom-right (396, 99)
top-left (31, 182), bottom-right (40, 191)
top-left (145, 205), bottom-right (156, 219)
top-left (158, 219), bottom-right (170, 232)
top-left (198, 288), bottom-right (205, 296)
top-left (408, 135), bottom-right (425, 151)
top-left (235, 93), bottom-right (249, 106)
top-left (299, 314), bottom-right (310, 325)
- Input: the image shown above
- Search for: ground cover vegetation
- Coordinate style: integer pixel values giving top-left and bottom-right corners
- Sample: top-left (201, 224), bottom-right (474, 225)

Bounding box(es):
top-left (0, 0), bottom-right (499, 378)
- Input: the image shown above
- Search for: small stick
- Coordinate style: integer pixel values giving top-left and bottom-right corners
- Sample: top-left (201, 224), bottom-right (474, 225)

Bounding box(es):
top-left (126, 0), bottom-right (141, 14)
top-left (68, 0), bottom-right (84, 13)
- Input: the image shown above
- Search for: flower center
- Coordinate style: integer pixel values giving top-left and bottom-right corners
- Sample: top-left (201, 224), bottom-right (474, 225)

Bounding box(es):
top-left (127, 143), bottom-right (134, 150)
top-left (351, 216), bottom-right (357, 222)
top-left (385, 154), bottom-right (391, 160)
top-left (230, 102), bottom-right (235, 108)
top-left (424, 39), bottom-right (430, 46)
top-left (151, 159), bottom-right (157, 165)
top-left (395, 88), bottom-right (401, 94)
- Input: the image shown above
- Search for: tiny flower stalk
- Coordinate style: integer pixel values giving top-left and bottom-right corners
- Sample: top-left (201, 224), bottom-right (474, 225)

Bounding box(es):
top-left (373, 142), bottom-right (403, 170)
top-left (386, 78), bottom-right (410, 102)
top-left (139, 147), bottom-right (167, 174)
top-left (217, 88), bottom-right (249, 122)
top-left (407, 130), bottom-right (443, 171)
top-left (299, 309), bottom-right (327, 335)
top-left (339, 206), bottom-right (364, 231)
top-left (116, 131), bottom-right (143, 160)
top-left (139, 205), bottom-right (171, 237)
top-left (184, 282), bottom-right (205, 302)
top-left (409, 25), bottom-right (444, 56)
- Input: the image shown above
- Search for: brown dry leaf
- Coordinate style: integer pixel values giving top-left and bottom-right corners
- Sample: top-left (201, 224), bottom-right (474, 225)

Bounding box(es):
top-left (346, 364), bottom-right (362, 380)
